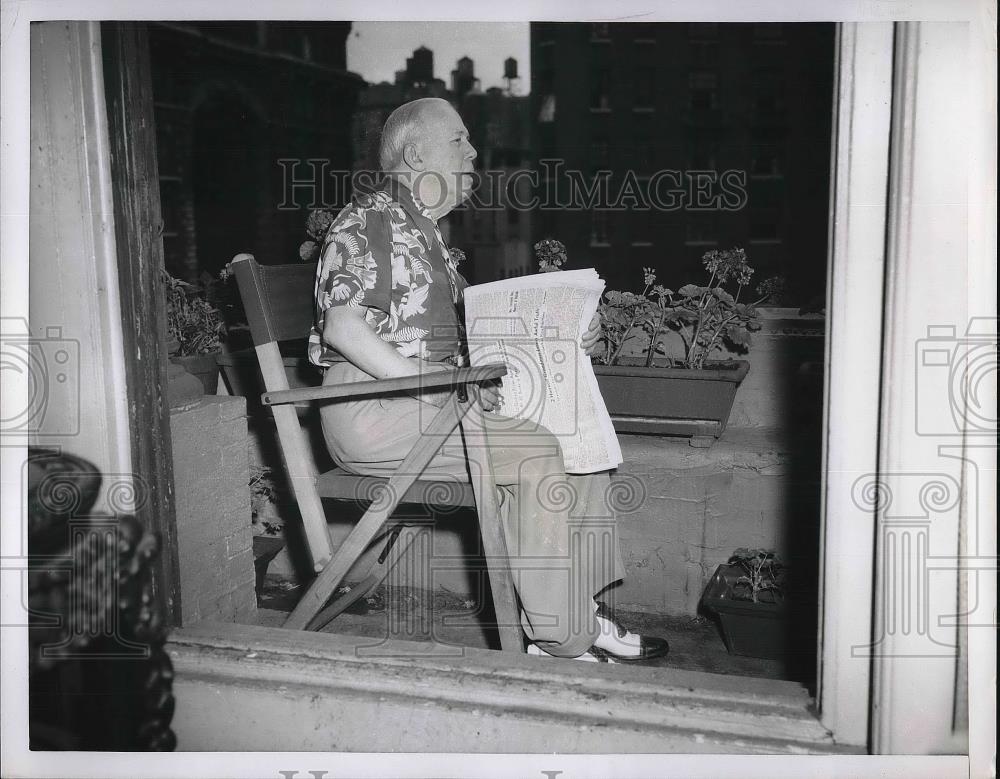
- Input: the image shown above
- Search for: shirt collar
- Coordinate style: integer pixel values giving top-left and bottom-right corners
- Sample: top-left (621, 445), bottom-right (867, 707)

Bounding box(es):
top-left (382, 175), bottom-right (437, 225)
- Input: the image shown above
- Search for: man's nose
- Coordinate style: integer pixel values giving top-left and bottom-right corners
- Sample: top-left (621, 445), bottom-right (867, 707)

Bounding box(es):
top-left (466, 142), bottom-right (477, 161)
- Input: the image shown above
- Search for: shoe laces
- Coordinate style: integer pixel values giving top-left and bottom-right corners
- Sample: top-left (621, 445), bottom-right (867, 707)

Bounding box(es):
top-left (595, 600), bottom-right (629, 639)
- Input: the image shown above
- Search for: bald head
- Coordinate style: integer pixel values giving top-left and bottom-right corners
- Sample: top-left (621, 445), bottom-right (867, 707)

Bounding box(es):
top-left (378, 98), bottom-right (455, 171)
top-left (377, 97), bottom-right (477, 220)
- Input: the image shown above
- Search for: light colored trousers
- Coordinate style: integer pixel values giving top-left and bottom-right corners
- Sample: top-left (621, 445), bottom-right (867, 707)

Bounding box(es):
top-left (319, 359), bottom-right (625, 657)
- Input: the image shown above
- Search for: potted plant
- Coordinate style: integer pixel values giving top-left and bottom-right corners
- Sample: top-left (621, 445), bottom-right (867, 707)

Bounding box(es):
top-left (249, 463), bottom-right (287, 600)
top-left (534, 240), bottom-right (781, 442)
top-left (164, 272), bottom-right (226, 395)
top-left (700, 548), bottom-right (789, 660)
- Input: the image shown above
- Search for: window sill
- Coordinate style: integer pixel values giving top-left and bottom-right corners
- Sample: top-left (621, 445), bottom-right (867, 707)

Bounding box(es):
top-left (166, 620), bottom-right (853, 753)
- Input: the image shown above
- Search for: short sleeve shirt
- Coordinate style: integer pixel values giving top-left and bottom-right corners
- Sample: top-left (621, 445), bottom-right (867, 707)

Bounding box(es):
top-left (307, 179), bottom-right (469, 368)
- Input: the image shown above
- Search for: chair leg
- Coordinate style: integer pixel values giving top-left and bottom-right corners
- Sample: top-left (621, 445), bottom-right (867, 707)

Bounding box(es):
top-left (305, 526), bottom-right (420, 632)
top-left (459, 406), bottom-right (525, 653)
top-left (284, 398), bottom-right (471, 630)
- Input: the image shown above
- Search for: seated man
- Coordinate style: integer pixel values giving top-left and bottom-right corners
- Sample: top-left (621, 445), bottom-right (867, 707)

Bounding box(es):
top-left (307, 97), bottom-right (667, 663)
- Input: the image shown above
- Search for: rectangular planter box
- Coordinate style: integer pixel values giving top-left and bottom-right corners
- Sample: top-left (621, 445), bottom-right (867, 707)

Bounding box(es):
top-left (594, 360), bottom-right (750, 439)
top-left (700, 563), bottom-right (789, 660)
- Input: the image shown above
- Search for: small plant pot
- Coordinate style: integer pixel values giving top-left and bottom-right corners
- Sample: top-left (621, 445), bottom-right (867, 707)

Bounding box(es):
top-left (700, 563), bottom-right (790, 660)
top-left (252, 535), bottom-right (286, 603)
top-left (172, 353), bottom-right (221, 395)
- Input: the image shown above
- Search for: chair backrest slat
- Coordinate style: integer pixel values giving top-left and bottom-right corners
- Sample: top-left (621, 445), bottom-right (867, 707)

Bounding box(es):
top-left (231, 253), bottom-right (315, 346)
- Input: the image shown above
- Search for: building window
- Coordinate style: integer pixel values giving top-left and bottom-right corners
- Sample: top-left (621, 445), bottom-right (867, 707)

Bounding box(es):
top-left (685, 215), bottom-right (718, 245)
top-left (536, 22), bottom-right (557, 44)
top-left (750, 145), bottom-right (783, 177)
top-left (687, 138), bottom-right (719, 173)
top-left (750, 210), bottom-right (782, 243)
top-left (634, 143), bottom-right (654, 173)
top-left (590, 68), bottom-right (611, 111)
top-left (535, 42), bottom-right (554, 80)
top-left (688, 22), bottom-right (718, 40)
top-left (631, 208), bottom-right (655, 245)
top-left (690, 41), bottom-right (719, 67)
top-left (507, 207), bottom-right (520, 236)
top-left (591, 23), bottom-right (610, 41)
top-left (752, 68), bottom-right (786, 116)
top-left (538, 94), bottom-right (556, 124)
top-left (634, 67), bottom-right (656, 110)
top-left (753, 23), bottom-right (785, 41)
top-left (590, 138), bottom-right (610, 170)
top-left (590, 210), bottom-right (610, 246)
top-left (688, 71), bottom-right (719, 112)
top-left (632, 116), bottom-right (654, 171)
top-left (633, 23), bottom-right (657, 43)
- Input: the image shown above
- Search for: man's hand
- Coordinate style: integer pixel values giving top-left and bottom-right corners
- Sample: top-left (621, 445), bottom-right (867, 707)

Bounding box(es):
top-left (581, 310), bottom-right (602, 356)
top-left (471, 380), bottom-right (503, 413)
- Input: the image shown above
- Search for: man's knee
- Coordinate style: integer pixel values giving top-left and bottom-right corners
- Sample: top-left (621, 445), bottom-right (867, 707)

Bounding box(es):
top-left (514, 426), bottom-right (564, 475)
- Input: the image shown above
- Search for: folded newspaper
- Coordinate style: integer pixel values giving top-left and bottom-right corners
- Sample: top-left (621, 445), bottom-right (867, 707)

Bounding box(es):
top-left (462, 269), bottom-right (623, 474)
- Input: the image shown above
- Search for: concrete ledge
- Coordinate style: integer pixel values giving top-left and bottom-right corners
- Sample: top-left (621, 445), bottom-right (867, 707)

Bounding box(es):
top-left (263, 424), bottom-right (817, 619)
top-left (610, 425), bottom-right (817, 615)
top-left (167, 621), bottom-right (856, 754)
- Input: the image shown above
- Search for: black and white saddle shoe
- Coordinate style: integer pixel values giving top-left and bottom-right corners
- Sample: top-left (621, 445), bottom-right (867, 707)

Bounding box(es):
top-left (591, 600), bottom-right (670, 663)
top-left (527, 643), bottom-right (619, 663)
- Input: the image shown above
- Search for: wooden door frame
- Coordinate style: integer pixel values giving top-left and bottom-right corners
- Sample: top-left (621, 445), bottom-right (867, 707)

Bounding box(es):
top-left (816, 20), bottom-right (894, 747)
top-left (101, 21), bottom-right (182, 626)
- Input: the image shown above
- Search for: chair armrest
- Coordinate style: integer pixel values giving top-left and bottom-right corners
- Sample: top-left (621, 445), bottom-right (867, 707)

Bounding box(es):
top-left (261, 363), bottom-right (507, 406)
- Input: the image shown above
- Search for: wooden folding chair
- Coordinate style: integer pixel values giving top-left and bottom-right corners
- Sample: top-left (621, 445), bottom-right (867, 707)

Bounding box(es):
top-left (229, 254), bottom-right (523, 652)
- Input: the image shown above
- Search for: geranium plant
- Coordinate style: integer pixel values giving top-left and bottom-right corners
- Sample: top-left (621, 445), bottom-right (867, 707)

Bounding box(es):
top-left (163, 272), bottom-right (225, 356)
top-left (249, 463), bottom-right (284, 537)
top-left (594, 248), bottom-right (782, 368)
top-left (299, 208), bottom-right (337, 264)
top-left (534, 238), bottom-right (568, 272)
top-left (728, 548), bottom-right (786, 604)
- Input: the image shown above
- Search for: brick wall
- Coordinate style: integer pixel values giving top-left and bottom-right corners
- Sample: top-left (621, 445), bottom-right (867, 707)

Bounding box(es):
top-left (170, 396), bottom-right (257, 625)
top-left (148, 22), bottom-right (362, 282)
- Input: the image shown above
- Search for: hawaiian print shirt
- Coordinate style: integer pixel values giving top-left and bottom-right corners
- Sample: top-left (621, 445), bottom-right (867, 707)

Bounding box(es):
top-left (307, 178), bottom-right (468, 368)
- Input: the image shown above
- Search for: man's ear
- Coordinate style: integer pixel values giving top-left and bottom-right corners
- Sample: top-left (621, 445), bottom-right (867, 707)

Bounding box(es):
top-left (401, 142), bottom-right (424, 171)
